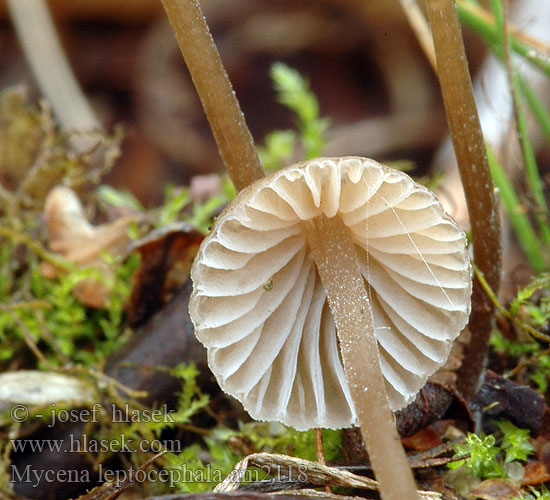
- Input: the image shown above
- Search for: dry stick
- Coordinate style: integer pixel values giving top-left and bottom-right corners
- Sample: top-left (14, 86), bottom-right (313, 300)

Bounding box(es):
top-left (398, 0), bottom-right (437, 71)
top-left (425, 0), bottom-right (502, 402)
top-left (160, 0), bottom-right (264, 192)
top-left (304, 215), bottom-right (420, 500)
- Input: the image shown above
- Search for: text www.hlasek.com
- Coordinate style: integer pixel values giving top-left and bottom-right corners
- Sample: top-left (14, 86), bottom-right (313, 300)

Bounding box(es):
top-left (10, 434), bottom-right (181, 454)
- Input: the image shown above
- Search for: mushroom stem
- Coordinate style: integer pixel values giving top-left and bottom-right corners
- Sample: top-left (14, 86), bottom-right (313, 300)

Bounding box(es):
top-left (304, 214), bottom-right (419, 500)
top-left (425, 0), bottom-right (501, 401)
top-left (160, 0), bottom-right (264, 192)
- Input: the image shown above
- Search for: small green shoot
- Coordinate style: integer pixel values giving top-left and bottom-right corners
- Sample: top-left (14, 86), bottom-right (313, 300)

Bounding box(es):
top-left (509, 69), bottom-right (550, 248)
top-left (531, 354), bottom-right (550, 393)
top-left (489, 331), bottom-right (538, 357)
top-left (448, 420), bottom-right (534, 480)
top-left (164, 431), bottom-right (240, 493)
top-left (189, 193), bottom-right (227, 233)
top-left (495, 420), bottom-right (535, 464)
top-left (490, 332), bottom-right (550, 395)
top-left (517, 76), bottom-right (550, 144)
top-left (257, 62), bottom-right (329, 170)
top-left (257, 130), bottom-right (297, 171)
top-left (449, 433), bottom-right (503, 478)
top-left (155, 184), bottom-right (226, 234)
top-left (493, 0), bottom-right (550, 251)
top-left (97, 184), bottom-right (143, 211)
top-left (168, 362), bottom-right (210, 426)
top-left (158, 185), bottom-right (191, 227)
top-left (487, 270), bottom-right (550, 394)
top-left (156, 362), bottom-right (237, 493)
top-left (510, 273), bottom-right (550, 322)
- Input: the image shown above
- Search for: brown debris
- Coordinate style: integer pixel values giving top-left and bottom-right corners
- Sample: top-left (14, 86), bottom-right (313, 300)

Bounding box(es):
top-left (395, 382), bottom-right (463, 438)
top-left (402, 427), bottom-right (443, 452)
top-left (522, 461), bottom-right (550, 486)
top-left (145, 494), bottom-right (353, 500)
top-left (471, 370), bottom-right (548, 437)
top-left (468, 479), bottom-right (523, 500)
top-left (126, 223), bottom-right (203, 327)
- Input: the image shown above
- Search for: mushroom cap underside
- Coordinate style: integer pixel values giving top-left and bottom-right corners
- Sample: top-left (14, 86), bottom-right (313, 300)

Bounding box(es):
top-left (189, 156), bottom-right (472, 430)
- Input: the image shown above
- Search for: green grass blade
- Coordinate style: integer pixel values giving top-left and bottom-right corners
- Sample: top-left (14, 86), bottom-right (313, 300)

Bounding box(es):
top-left (489, 0), bottom-right (550, 255)
top-left (487, 146), bottom-right (546, 272)
top-left (518, 76), bottom-right (550, 143)
top-left (511, 73), bottom-right (550, 247)
top-left (456, 1), bottom-right (550, 75)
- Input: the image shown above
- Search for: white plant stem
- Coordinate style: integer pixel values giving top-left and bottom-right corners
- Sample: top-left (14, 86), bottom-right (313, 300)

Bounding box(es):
top-left (7, 0), bottom-right (100, 138)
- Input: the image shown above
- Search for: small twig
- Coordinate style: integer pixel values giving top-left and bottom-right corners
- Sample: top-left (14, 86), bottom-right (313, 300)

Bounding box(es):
top-left (216, 453), bottom-right (441, 499)
top-left (407, 436), bottom-right (465, 462)
top-left (2, 300), bottom-right (51, 311)
top-left (68, 365), bottom-right (148, 400)
top-left (506, 347), bottom-right (550, 379)
top-left (216, 453), bottom-right (377, 493)
top-left (314, 428), bottom-right (332, 494)
top-left (315, 428), bottom-right (326, 467)
top-left (409, 453), bottom-right (470, 469)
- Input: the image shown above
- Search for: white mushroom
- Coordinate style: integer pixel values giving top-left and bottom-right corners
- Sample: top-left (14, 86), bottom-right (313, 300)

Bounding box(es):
top-left (189, 156), bottom-right (471, 500)
top-left (190, 156), bottom-right (471, 427)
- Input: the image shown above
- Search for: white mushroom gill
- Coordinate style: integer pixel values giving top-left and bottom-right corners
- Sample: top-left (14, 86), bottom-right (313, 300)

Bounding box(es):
top-left (189, 156), bottom-right (472, 431)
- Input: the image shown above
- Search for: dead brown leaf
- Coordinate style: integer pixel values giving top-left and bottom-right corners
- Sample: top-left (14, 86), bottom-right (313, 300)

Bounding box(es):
top-left (522, 461), bottom-right (550, 486)
top-left (41, 186), bottom-right (137, 307)
top-left (402, 427), bottom-right (442, 451)
top-left (126, 223), bottom-right (203, 327)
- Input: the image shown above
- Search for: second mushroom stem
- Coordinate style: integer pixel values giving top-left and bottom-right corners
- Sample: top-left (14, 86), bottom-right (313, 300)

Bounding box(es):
top-left (160, 0), bottom-right (264, 192)
top-left (304, 215), bottom-right (420, 500)
top-left (425, 0), bottom-right (501, 401)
